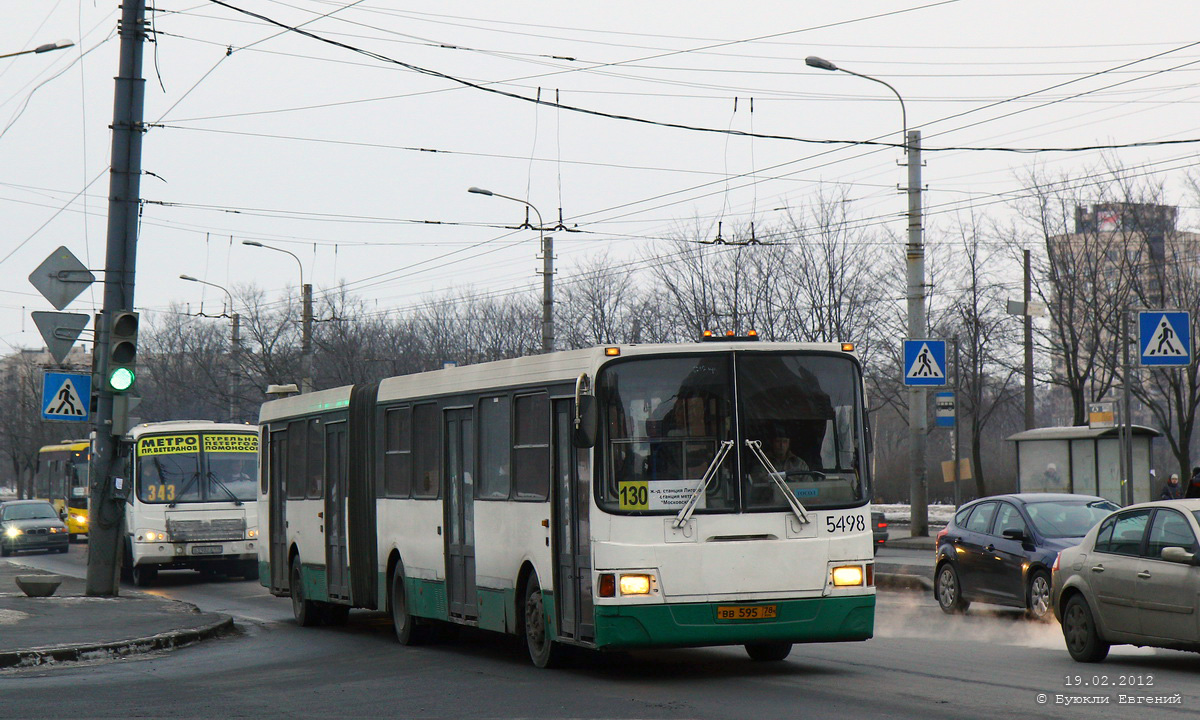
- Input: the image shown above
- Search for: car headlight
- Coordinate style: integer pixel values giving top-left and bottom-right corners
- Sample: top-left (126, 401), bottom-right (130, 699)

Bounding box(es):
top-left (246, 528), bottom-right (258, 539)
top-left (4, 526), bottom-right (22, 538)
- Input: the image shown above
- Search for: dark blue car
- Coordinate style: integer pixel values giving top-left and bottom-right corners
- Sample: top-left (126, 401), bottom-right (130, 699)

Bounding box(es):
top-left (934, 493), bottom-right (1118, 620)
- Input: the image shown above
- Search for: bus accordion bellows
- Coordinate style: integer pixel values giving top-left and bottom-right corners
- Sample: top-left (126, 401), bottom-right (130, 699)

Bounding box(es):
top-left (259, 341), bottom-right (876, 666)
top-left (120, 421), bottom-right (261, 587)
top-left (36, 439), bottom-right (91, 541)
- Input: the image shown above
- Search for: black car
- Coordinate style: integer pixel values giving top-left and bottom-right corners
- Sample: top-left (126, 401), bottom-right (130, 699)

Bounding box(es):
top-left (872, 510), bottom-right (889, 551)
top-left (0, 500), bottom-right (70, 556)
top-left (934, 493), bottom-right (1117, 620)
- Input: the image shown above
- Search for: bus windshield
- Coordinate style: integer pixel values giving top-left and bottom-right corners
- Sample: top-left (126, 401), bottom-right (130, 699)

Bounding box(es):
top-left (136, 433), bottom-right (258, 504)
top-left (596, 351), bottom-right (867, 516)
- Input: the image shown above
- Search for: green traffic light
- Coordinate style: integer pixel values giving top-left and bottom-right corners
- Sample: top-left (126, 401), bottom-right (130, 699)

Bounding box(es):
top-left (109, 366), bottom-right (135, 391)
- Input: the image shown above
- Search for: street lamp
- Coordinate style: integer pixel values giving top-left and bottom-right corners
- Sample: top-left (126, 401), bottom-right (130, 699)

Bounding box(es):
top-left (180, 274), bottom-right (241, 421)
top-left (807, 55), bottom-right (929, 536)
top-left (468, 187), bottom-right (554, 353)
top-left (0, 39), bottom-right (74, 61)
top-left (241, 240), bottom-right (313, 393)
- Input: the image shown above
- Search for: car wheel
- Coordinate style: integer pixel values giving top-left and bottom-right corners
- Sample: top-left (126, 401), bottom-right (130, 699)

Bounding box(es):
top-left (389, 562), bottom-right (428, 645)
top-left (1062, 594), bottom-right (1109, 663)
top-left (745, 642), bottom-right (792, 662)
top-left (1026, 570), bottom-right (1052, 621)
top-left (56, 545), bottom-right (69, 554)
top-left (523, 576), bottom-right (565, 668)
top-left (290, 556), bottom-right (320, 627)
top-left (131, 564), bottom-right (158, 587)
top-left (935, 562), bottom-right (970, 614)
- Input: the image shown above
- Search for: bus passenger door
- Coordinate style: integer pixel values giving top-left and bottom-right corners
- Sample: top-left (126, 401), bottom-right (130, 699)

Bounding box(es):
top-left (553, 399), bottom-right (593, 642)
top-left (269, 429), bottom-right (289, 593)
top-left (325, 421), bottom-right (350, 601)
top-left (444, 409), bottom-right (477, 620)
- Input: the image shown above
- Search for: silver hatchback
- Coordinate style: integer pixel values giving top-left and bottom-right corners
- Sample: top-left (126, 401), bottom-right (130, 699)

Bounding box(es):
top-left (1051, 498), bottom-right (1200, 662)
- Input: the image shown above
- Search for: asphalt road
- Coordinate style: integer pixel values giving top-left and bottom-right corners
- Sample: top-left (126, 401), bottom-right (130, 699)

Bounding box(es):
top-left (5, 546), bottom-right (1199, 720)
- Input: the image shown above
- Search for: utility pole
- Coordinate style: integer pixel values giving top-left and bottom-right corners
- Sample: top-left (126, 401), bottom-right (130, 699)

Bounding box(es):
top-left (540, 234), bottom-right (554, 353)
top-left (87, 0), bottom-right (148, 596)
top-left (301, 283), bottom-right (313, 393)
top-left (907, 130), bottom-right (928, 537)
top-left (1024, 249), bottom-right (1035, 429)
top-left (230, 311), bottom-right (241, 420)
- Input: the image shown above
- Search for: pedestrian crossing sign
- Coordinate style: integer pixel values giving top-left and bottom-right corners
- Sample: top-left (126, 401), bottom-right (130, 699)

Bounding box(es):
top-left (1139, 311), bottom-right (1191, 367)
top-left (42, 372), bottom-right (91, 422)
top-left (903, 339), bottom-right (948, 386)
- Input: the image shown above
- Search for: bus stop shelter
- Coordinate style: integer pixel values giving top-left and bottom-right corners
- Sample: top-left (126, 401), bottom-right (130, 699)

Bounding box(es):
top-left (1006, 425), bottom-right (1161, 505)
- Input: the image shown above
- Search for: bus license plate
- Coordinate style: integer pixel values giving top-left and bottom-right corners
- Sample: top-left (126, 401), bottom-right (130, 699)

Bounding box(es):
top-left (192, 545), bottom-right (223, 555)
top-left (716, 605), bottom-right (777, 621)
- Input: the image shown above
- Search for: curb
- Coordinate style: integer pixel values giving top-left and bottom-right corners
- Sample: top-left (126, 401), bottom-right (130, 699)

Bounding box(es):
top-left (876, 572), bottom-right (934, 592)
top-left (0, 611), bottom-right (236, 670)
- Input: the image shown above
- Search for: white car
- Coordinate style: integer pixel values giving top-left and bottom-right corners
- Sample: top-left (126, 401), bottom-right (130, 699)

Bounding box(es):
top-left (1051, 498), bottom-right (1200, 662)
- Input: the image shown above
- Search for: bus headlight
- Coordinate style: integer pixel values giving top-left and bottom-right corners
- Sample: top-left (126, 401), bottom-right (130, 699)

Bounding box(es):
top-left (246, 528), bottom-right (258, 539)
top-left (4, 526), bottom-right (22, 538)
top-left (619, 574), bottom-right (653, 595)
top-left (137, 530), bottom-right (168, 542)
top-left (71, 514), bottom-right (87, 524)
top-left (831, 565), bottom-right (865, 587)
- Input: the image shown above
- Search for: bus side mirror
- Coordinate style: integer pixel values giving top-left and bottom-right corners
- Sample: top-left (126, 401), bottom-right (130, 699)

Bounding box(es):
top-left (574, 396), bottom-right (597, 449)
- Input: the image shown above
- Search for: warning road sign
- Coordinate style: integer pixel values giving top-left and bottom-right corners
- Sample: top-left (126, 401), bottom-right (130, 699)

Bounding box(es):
top-left (42, 372), bottom-right (91, 422)
top-left (1139, 311), bottom-right (1191, 367)
top-left (903, 339), bottom-right (948, 386)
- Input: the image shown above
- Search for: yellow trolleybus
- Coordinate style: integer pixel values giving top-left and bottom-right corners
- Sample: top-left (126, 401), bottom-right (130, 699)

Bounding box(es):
top-left (36, 439), bottom-right (91, 541)
top-left (259, 339), bottom-right (876, 666)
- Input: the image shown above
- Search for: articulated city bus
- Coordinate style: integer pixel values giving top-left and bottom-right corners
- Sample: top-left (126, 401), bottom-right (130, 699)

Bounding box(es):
top-left (121, 421), bottom-right (260, 586)
top-left (259, 340), bottom-right (875, 666)
top-left (35, 440), bottom-right (91, 541)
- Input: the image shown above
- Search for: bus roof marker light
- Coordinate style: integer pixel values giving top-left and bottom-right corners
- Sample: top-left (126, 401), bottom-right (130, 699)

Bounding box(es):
top-left (747, 329), bottom-right (757, 337)
top-left (605, 347), bottom-right (620, 356)
top-left (841, 343), bottom-right (855, 352)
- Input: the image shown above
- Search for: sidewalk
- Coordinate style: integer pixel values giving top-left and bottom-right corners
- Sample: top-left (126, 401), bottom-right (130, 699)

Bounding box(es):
top-left (0, 560), bottom-right (233, 669)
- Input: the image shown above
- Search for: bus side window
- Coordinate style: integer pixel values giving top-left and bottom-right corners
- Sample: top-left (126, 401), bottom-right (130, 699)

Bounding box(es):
top-left (307, 418), bottom-right (324, 499)
top-left (286, 420), bottom-right (307, 500)
top-left (478, 396), bottom-right (510, 500)
top-left (384, 406), bottom-right (412, 498)
top-left (412, 404), bottom-right (440, 499)
top-left (513, 393), bottom-right (549, 501)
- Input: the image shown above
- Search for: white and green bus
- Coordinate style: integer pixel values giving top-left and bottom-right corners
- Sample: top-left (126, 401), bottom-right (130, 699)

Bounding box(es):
top-left (121, 421), bottom-right (261, 586)
top-left (259, 340), bottom-right (875, 666)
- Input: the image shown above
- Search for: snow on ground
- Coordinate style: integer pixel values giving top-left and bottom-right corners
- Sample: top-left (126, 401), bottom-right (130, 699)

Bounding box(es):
top-left (873, 504), bottom-right (956, 526)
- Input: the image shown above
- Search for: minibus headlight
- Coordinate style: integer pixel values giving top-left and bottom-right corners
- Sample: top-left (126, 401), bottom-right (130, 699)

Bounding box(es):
top-left (831, 565), bottom-right (864, 587)
top-left (246, 528), bottom-right (258, 539)
top-left (619, 574), bottom-right (652, 595)
top-left (136, 529), bottom-right (168, 542)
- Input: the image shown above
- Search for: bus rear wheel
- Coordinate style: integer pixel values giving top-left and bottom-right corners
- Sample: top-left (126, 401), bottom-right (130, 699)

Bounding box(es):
top-left (745, 642), bottom-right (792, 662)
top-left (389, 562), bottom-right (427, 645)
top-left (523, 578), bottom-right (565, 668)
top-left (290, 556), bottom-right (320, 627)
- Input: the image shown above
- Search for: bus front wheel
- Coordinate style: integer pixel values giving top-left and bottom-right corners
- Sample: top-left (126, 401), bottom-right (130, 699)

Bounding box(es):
top-left (131, 564), bottom-right (158, 587)
top-left (523, 577), bottom-right (565, 669)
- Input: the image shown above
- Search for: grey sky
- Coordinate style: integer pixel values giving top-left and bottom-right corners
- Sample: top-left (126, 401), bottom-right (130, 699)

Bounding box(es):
top-left (1, 1), bottom-right (1196, 352)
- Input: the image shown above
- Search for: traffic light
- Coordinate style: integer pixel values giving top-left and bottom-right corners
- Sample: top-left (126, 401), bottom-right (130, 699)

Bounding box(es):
top-left (107, 310), bottom-right (138, 393)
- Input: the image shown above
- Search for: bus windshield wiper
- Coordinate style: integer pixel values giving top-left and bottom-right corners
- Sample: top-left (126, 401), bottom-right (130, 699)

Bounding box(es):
top-left (168, 469), bottom-right (200, 508)
top-left (673, 440), bottom-right (734, 529)
top-left (745, 439), bottom-right (810, 525)
top-left (207, 472), bottom-right (244, 506)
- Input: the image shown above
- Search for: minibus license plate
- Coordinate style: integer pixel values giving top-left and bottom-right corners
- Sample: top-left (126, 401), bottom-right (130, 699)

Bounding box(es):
top-left (192, 545), bottom-right (223, 555)
top-left (716, 605), bottom-right (777, 621)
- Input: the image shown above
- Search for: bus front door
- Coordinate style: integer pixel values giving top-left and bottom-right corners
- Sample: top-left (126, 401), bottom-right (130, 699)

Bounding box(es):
top-left (553, 399), bottom-right (593, 642)
top-left (325, 421), bottom-right (349, 601)
top-left (444, 408), bottom-right (477, 620)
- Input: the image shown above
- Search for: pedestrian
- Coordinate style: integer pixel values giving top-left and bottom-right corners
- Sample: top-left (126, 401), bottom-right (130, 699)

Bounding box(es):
top-left (1186, 467), bottom-right (1200, 499)
top-left (1159, 473), bottom-right (1183, 500)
